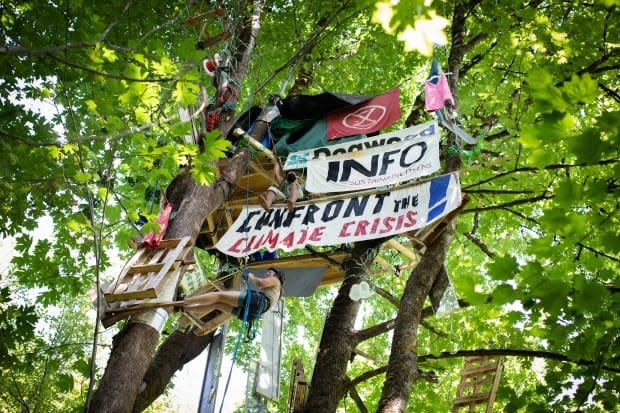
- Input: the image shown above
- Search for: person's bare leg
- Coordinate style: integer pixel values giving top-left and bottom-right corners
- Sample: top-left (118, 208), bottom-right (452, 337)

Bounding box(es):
top-left (184, 290), bottom-right (240, 312)
top-left (259, 189), bottom-right (277, 212)
top-left (286, 172), bottom-right (300, 212)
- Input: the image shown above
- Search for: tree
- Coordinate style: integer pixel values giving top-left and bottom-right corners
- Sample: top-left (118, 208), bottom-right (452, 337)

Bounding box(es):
top-left (1, 0), bottom-right (619, 412)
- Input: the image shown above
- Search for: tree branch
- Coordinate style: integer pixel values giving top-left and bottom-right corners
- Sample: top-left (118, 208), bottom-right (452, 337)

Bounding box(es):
top-left (3, 86), bottom-right (208, 147)
top-left (374, 286), bottom-right (400, 307)
top-left (599, 81), bottom-right (620, 103)
top-left (420, 319), bottom-right (448, 337)
top-left (45, 52), bottom-right (175, 83)
top-left (462, 158), bottom-right (620, 190)
top-left (0, 42), bottom-right (97, 55)
top-left (354, 319), bottom-right (395, 343)
top-left (463, 193), bottom-right (553, 213)
top-left (100, 0), bottom-right (134, 41)
top-left (576, 242), bottom-right (620, 263)
top-left (349, 366), bottom-right (388, 388)
top-left (465, 188), bottom-right (535, 195)
top-left (348, 386), bottom-right (369, 413)
top-left (418, 348), bottom-right (620, 374)
top-left (305, 245), bottom-right (345, 269)
top-left (463, 232), bottom-right (496, 258)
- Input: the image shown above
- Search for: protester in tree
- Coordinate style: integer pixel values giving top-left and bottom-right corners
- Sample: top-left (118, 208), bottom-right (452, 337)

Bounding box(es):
top-left (258, 170), bottom-right (304, 213)
top-left (184, 267), bottom-right (285, 320)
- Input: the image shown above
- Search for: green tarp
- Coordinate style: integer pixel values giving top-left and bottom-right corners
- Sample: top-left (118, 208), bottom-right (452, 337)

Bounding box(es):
top-left (271, 117), bottom-right (366, 158)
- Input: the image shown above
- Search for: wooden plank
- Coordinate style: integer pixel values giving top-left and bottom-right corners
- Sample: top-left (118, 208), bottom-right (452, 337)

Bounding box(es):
top-left (374, 256), bottom-right (394, 272)
top-left (104, 238), bottom-right (191, 303)
top-left (486, 357), bottom-right (504, 413)
top-left (453, 392), bottom-right (491, 405)
top-left (250, 160), bottom-right (274, 183)
top-left (288, 359), bottom-right (307, 413)
top-left (461, 364), bottom-right (500, 377)
top-left (460, 376), bottom-right (496, 387)
top-left (127, 263), bottom-right (164, 274)
top-left (193, 312), bottom-right (232, 336)
top-left (156, 238), bottom-right (183, 248)
top-left (124, 247), bottom-right (169, 294)
top-left (143, 236), bottom-right (192, 291)
top-left (385, 239), bottom-right (418, 262)
top-left (104, 287), bottom-right (158, 303)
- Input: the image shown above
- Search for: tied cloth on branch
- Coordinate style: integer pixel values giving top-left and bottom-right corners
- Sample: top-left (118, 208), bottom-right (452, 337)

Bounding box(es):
top-left (141, 202), bottom-right (173, 248)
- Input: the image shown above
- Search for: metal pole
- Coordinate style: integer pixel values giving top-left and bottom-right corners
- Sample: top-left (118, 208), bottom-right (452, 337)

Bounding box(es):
top-left (198, 324), bottom-right (228, 413)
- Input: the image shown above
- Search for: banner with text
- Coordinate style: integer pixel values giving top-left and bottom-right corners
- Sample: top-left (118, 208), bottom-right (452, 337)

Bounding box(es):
top-left (215, 173), bottom-right (461, 257)
top-left (283, 121), bottom-right (438, 170)
top-left (306, 124), bottom-right (440, 193)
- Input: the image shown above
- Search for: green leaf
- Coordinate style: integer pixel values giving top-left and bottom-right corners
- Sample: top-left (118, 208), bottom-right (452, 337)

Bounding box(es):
top-left (151, 56), bottom-right (176, 76)
top-left (563, 73), bottom-right (598, 104)
top-left (101, 46), bottom-right (118, 63)
top-left (491, 283), bottom-right (516, 305)
top-left (74, 171), bottom-right (91, 183)
top-left (57, 373), bottom-right (74, 393)
top-left (487, 254), bottom-right (519, 281)
top-left (573, 280), bottom-right (610, 311)
top-left (569, 128), bottom-right (606, 163)
top-left (172, 81), bottom-right (199, 106)
top-left (134, 107), bottom-right (150, 124)
top-left (554, 180), bottom-right (582, 205)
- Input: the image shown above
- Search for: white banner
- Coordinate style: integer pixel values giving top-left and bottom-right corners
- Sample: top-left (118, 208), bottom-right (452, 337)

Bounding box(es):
top-left (215, 173), bottom-right (461, 257)
top-left (283, 121), bottom-right (438, 170)
top-left (306, 125), bottom-right (440, 193)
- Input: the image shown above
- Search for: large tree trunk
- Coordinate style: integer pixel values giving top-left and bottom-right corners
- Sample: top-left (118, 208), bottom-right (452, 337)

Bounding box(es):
top-left (304, 239), bottom-right (384, 412)
top-left (376, 2), bottom-right (473, 412)
top-left (89, 147), bottom-right (252, 413)
top-left (89, 2), bottom-right (266, 411)
top-left (376, 229), bottom-right (455, 412)
top-left (133, 330), bottom-right (214, 412)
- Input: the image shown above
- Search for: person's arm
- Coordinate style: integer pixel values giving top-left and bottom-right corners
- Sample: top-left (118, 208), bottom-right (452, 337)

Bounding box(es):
top-left (248, 273), bottom-right (280, 288)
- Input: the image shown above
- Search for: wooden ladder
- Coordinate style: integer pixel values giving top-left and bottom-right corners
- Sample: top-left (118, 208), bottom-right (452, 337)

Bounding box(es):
top-left (101, 237), bottom-right (193, 327)
top-left (286, 358), bottom-right (308, 413)
top-left (452, 356), bottom-right (504, 413)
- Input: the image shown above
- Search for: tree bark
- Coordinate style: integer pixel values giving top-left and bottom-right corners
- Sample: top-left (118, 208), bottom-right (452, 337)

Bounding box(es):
top-left (89, 323), bottom-right (160, 413)
top-left (90, 2), bottom-right (266, 411)
top-left (304, 239), bottom-right (384, 413)
top-left (376, 229), bottom-right (455, 413)
top-left (132, 331), bottom-right (215, 412)
top-left (376, 2), bottom-right (472, 411)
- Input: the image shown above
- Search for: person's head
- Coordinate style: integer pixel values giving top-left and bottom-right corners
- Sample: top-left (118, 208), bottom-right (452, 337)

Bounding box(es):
top-left (266, 267), bottom-right (285, 286)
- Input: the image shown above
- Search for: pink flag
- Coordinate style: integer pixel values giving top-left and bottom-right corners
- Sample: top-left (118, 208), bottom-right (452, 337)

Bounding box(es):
top-left (424, 74), bottom-right (455, 112)
top-left (327, 87), bottom-right (401, 140)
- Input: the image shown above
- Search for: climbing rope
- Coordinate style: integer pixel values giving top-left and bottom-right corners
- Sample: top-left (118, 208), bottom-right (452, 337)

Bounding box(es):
top-left (217, 124), bottom-right (266, 412)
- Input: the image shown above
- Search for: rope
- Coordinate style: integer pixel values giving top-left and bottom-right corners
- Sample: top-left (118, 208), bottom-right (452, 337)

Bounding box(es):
top-left (217, 129), bottom-right (258, 412)
top-left (146, 182), bottom-right (159, 213)
top-left (218, 270), bottom-right (252, 413)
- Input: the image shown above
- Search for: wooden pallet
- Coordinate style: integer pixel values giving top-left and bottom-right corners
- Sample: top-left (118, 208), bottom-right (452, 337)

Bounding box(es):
top-left (100, 237), bottom-right (193, 327)
top-left (103, 237), bottom-right (193, 302)
top-left (452, 356), bottom-right (504, 413)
